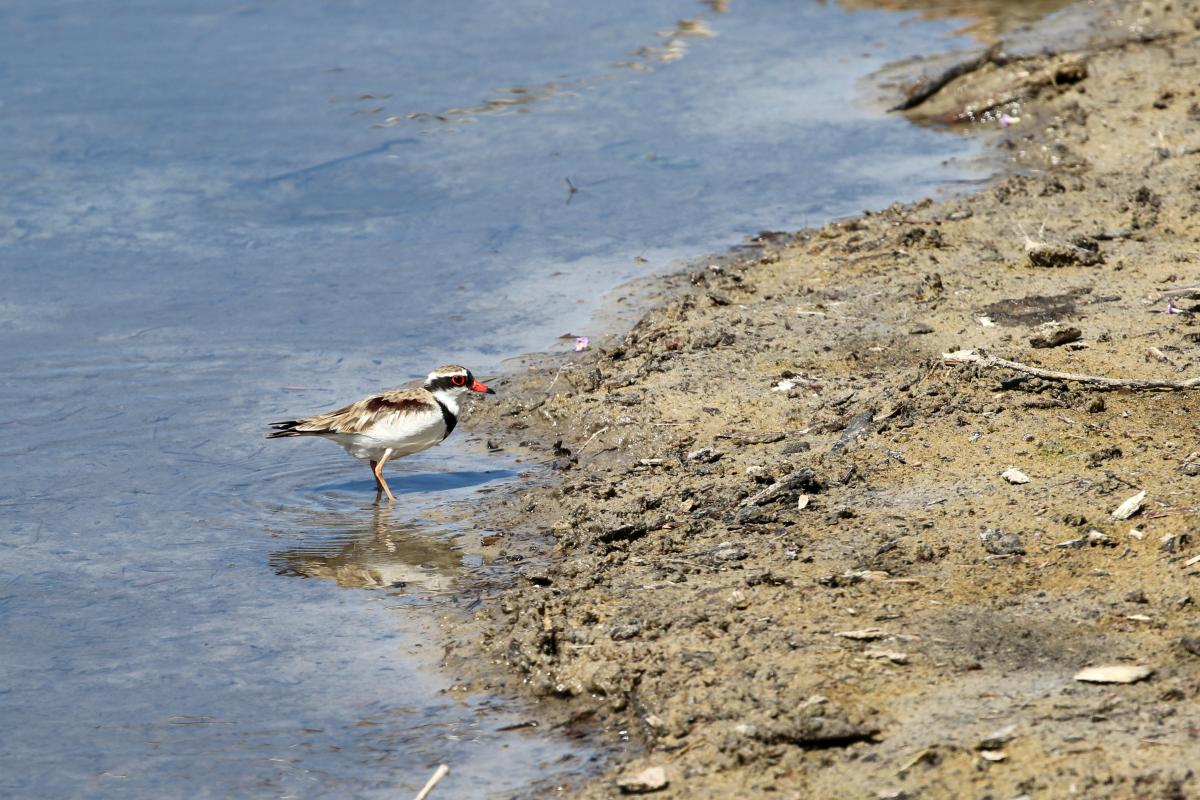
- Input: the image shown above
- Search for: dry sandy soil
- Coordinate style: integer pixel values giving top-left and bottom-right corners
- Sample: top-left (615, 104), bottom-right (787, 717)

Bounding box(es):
top-left (440, 1), bottom-right (1200, 796)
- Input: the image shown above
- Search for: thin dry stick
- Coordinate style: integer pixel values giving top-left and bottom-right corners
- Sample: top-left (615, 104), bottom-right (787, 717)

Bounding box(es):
top-left (1144, 506), bottom-right (1200, 520)
top-left (575, 426), bottom-right (610, 456)
top-left (414, 764), bottom-right (449, 800)
top-left (1147, 285), bottom-right (1200, 303)
top-left (943, 350), bottom-right (1200, 391)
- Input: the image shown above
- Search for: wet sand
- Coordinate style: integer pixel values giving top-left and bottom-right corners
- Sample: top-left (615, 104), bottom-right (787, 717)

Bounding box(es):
top-left (444, 0), bottom-right (1200, 795)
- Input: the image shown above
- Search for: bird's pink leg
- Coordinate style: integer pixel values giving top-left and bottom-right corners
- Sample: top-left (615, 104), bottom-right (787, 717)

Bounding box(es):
top-left (372, 450), bottom-right (395, 502)
top-left (369, 460), bottom-right (383, 492)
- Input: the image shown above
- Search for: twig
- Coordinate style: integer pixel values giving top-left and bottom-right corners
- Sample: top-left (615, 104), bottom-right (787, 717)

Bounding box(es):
top-left (1147, 285), bottom-right (1200, 303)
top-left (546, 363), bottom-right (573, 392)
top-left (1144, 506), bottom-right (1200, 520)
top-left (943, 349), bottom-right (1200, 391)
top-left (739, 467), bottom-right (818, 508)
top-left (576, 426), bottom-right (610, 456)
top-left (890, 44), bottom-right (1000, 112)
top-left (414, 764), bottom-right (449, 800)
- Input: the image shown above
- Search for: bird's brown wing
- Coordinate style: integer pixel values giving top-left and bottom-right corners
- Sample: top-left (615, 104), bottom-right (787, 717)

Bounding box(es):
top-left (267, 388), bottom-right (437, 437)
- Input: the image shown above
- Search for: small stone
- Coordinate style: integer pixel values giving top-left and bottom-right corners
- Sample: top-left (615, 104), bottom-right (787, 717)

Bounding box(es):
top-left (976, 724), bottom-right (1017, 750)
top-left (1111, 490), bottom-right (1146, 520)
top-left (1180, 637), bottom-right (1200, 657)
top-left (1029, 324), bottom-right (1083, 349)
top-left (609, 621), bottom-right (642, 641)
top-left (834, 628), bottom-right (889, 641)
top-left (617, 766), bottom-right (669, 794)
top-left (1087, 445), bottom-right (1122, 467)
top-left (980, 528), bottom-right (1025, 556)
top-left (685, 447), bottom-right (723, 463)
top-left (1085, 397), bottom-right (1106, 413)
top-left (1125, 589), bottom-right (1149, 604)
top-left (1073, 665), bottom-right (1153, 684)
top-left (865, 649), bottom-right (909, 665)
top-left (1181, 461), bottom-right (1200, 477)
top-left (909, 323), bottom-right (934, 335)
top-left (523, 567), bottom-right (552, 587)
top-left (1086, 529), bottom-right (1115, 547)
top-left (1026, 237), bottom-right (1104, 267)
top-left (1001, 467), bottom-right (1031, 484)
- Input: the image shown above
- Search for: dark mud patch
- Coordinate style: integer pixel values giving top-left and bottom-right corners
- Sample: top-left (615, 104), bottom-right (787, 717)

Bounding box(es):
top-left (979, 290), bottom-right (1085, 326)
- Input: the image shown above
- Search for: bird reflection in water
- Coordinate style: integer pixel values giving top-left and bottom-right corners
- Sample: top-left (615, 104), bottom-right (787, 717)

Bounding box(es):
top-left (270, 504), bottom-right (462, 592)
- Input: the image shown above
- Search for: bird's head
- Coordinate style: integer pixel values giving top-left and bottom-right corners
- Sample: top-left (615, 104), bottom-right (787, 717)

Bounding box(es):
top-left (424, 365), bottom-right (495, 402)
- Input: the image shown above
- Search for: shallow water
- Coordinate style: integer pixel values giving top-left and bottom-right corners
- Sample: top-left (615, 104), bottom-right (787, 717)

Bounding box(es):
top-left (1, 0), bottom-right (1046, 796)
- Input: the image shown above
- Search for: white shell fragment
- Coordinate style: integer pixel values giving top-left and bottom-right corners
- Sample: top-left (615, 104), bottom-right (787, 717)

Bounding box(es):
top-left (979, 750), bottom-right (1007, 762)
top-left (1001, 467), bottom-right (1031, 484)
top-left (1073, 665), bottom-right (1153, 684)
top-left (797, 494), bottom-right (810, 511)
top-left (1111, 490), bottom-right (1146, 520)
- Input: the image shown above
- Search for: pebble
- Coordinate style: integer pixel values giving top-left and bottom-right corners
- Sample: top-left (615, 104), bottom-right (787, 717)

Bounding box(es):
top-left (686, 447), bottom-right (723, 463)
top-left (977, 724), bottom-right (1017, 750)
top-left (835, 628), bottom-right (889, 640)
top-left (865, 649), bottom-right (909, 664)
top-left (1073, 665), bottom-right (1153, 684)
top-left (1026, 238), bottom-right (1104, 267)
top-left (617, 766), bottom-right (669, 795)
top-left (980, 528), bottom-right (1025, 556)
top-left (1001, 467), bottom-right (1031, 484)
top-left (1029, 324), bottom-right (1083, 349)
top-left (610, 621), bottom-right (642, 641)
top-left (1111, 490), bottom-right (1146, 520)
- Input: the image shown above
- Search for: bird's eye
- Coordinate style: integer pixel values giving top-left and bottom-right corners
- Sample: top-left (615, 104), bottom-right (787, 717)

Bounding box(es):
top-left (451, 375), bottom-right (466, 386)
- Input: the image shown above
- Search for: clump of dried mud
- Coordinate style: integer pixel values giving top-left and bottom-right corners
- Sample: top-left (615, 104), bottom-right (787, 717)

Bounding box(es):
top-left (446, 1), bottom-right (1200, 796)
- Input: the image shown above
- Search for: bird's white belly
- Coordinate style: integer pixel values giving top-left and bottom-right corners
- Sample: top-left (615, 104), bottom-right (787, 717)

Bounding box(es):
top-left (326, 427), bottom-right (443, 461)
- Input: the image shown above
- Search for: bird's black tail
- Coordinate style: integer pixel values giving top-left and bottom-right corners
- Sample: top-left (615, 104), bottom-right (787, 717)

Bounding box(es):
top-left (266, 421), bottom-right (306, 439)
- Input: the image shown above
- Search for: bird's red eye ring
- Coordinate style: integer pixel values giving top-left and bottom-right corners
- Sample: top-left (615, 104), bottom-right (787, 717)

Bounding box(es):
top-left (451, 375), bottom-right (466, 386)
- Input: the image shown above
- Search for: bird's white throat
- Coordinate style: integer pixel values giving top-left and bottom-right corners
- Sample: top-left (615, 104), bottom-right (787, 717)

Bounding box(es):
top-left (429, 388), bottom-right (461, 416)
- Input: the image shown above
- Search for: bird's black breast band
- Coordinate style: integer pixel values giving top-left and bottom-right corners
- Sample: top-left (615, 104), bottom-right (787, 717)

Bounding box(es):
top-left (435, 398), bottom-right (457, 439)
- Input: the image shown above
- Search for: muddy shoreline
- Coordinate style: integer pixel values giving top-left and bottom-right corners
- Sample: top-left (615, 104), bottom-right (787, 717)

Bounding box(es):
top-left (445, 1), bottom-right (1200, 796)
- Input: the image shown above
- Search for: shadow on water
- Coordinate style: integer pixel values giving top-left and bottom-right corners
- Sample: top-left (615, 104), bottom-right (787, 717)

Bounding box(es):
top-left (270, 504), bottom-right (467, 593)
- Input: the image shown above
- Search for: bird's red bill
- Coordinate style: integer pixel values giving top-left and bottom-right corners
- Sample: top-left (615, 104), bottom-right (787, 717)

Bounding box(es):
top-left (471, 380), bottom-right (495, 394)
